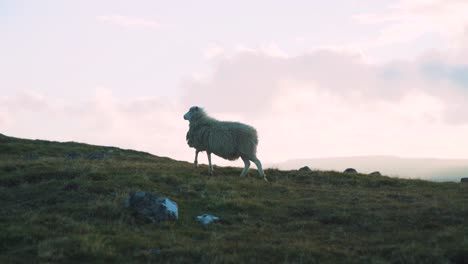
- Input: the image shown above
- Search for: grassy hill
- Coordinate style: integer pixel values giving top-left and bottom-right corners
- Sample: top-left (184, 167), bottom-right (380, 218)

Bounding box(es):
top-left (272, 156), bottom-right (468, 182)
top-left (1, 133), bottom-right (468, 263)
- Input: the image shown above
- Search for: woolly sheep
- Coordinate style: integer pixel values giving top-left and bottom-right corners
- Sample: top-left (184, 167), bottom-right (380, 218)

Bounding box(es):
top-left (183, 106), bottom-right (267, 181)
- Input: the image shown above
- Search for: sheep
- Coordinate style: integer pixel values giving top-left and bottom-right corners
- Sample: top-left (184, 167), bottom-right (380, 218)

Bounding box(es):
top-left (183, 106), bottom-right (267, 181)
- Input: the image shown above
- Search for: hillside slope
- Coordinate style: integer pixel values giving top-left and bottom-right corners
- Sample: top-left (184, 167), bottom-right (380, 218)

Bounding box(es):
top-left (1, 134), bottom-right (468, 263)
top-left (272, 156), bottom-right (468, 182)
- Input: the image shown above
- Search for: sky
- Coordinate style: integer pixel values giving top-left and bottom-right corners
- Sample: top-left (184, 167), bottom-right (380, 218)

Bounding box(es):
top-left (1, 0), bottom-right (468, 166)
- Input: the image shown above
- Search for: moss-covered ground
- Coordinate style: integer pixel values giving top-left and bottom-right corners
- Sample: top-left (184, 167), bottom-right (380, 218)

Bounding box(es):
top-left (1, 133), bottom-right (468, 263)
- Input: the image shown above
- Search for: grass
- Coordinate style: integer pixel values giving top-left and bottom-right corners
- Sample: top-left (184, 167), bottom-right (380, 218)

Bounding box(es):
top-left (1, 133), bottom-right (468, 263)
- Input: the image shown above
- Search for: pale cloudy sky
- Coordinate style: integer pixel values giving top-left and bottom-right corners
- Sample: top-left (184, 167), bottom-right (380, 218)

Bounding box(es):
top-left (1, 0), bottom-right (468, 165)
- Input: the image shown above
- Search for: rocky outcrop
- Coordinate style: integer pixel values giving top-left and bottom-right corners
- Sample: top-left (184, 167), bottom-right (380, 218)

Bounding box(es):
top-left (125, 192), bottom-right (178, 222)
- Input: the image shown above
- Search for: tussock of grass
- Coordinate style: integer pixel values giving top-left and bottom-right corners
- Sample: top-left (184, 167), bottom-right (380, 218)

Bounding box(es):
top-left (1, 133), bottom-right (468, 263)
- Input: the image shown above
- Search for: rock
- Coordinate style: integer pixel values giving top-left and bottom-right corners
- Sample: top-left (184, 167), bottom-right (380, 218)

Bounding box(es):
top-left (461, 178), bottom-right (468, 183)
top-left (369, 171), bottom-right (381, 176)
top-left (196, 214), bottom-right (219, 225)
top-left (125, 192), bottom-right (178, 222)
top-left (298, 166), bottom-right (312, 172)
top-left (344, 168), bottom-right (358, 174)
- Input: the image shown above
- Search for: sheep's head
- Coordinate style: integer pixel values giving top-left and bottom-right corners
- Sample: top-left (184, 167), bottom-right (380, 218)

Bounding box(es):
top-left (184, 106), bottom-right (204, 121)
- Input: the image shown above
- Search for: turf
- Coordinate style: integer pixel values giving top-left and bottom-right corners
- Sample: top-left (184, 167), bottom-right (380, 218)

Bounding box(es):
top-left (1, 133), bottom-right (468, 263)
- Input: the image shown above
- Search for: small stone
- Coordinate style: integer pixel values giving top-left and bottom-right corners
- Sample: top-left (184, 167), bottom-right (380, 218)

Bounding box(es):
top-left (196, 214), bottom-right (220, 225)
top-left (369, 171), bottom-right (381, 176)
top-left (298, 166), bottom-right (312, 172)
top-left (344, 168), bottom-right (358, 174)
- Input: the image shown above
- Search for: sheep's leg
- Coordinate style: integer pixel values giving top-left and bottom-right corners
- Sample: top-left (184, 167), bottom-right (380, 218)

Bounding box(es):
top-left (240, 157), bottom-right (250, 177)
top-left (207, 152), bottom-right (213, 175)
top-left (194, 150), bottom-right (199, 168)
top-left (252, 158), bottom-right (268, 181)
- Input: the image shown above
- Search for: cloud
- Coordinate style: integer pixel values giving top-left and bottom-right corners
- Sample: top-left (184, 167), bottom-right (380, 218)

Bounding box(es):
top-left (96, 15), bottom-right (161, 29)
top-left (2, 51), bottom-right (468, 166)
top-left (5, 2), bottom-right (468, 163)
top-left (353, 0), bottom-right (468, 47)
top-left (203, 43), bottom-right (225, 59)
top-left (1, 91), bottom-right (50, 112)
top-left (452, 27), bottom-right (468, 63)
top-left (255, 82), bottom-right (468, 161)
top-left (185, 41), bottom-right (468, 120)
top-left (181, 42), bottom-right (468, 160)
top-left (182, 51), bottom-right (284, 114)
top-left (0, 89), bottom-right (191, 160)
top-left (0, 106), bottom-right (8, 127)
top-left (184, 47), bottom-right (385, 115)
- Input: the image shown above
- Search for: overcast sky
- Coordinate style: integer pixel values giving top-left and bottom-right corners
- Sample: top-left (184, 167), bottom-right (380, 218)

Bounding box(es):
top-left (1, 0), bottom-right (468, 165)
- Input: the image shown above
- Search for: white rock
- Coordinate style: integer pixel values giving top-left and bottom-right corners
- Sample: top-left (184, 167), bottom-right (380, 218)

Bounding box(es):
top-left (196, 214), bottom-right (219, 225)
top-left (163, 198), bottom-right (179, 219)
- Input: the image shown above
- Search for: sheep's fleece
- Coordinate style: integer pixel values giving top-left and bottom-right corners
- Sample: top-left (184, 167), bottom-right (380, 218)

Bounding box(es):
top-left (184, 106), bottom-right (267, 181)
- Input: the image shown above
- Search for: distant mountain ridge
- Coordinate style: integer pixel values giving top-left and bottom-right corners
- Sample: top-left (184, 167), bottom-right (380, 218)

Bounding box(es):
top-left (270, 156), bottom-right (468, 182)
